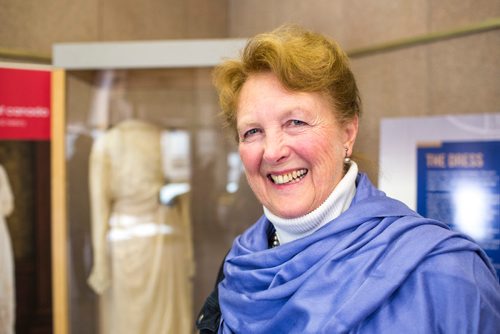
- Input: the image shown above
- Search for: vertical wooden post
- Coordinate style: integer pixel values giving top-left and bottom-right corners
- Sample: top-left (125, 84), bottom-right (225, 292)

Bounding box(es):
top-left (51, 69), bottom-right (68, 334)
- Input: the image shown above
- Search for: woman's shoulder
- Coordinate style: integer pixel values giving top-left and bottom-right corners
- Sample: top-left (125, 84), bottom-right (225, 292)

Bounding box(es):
top-left (416, 238), bottom-right (498, 285)
top-left (360, 239), bottom-right (500, 333)
top-left (400, 246), bottom-right (499, 331)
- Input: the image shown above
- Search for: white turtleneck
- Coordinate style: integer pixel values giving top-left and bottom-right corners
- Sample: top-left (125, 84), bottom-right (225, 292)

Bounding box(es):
top-left (264, 161), bottom-right (358, 245)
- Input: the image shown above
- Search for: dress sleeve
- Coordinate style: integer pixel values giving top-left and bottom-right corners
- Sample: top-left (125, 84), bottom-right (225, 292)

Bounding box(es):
top-left (0, 165), bottom-right (14, 217)
top-left (87, 136), bottom-right (112, 294)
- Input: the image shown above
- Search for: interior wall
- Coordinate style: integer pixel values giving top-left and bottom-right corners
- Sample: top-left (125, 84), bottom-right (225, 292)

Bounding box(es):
top-left (1, 1), bottom-right (229, 332)
top-left (0, 0), bottom-right (228, 56)
top-left (1, 0), bottom-right (499, 331)
top-left (1, 0), bottom-right (497, 200)
top-left (228, 0), bottom-right (500, 184)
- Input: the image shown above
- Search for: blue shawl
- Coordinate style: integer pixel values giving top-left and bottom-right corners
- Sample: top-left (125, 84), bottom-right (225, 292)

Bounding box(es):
top-left (218, 174), bottom-right (500, 333)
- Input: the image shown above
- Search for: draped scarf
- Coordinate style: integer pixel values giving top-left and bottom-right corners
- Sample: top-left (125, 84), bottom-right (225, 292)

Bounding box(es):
top-left (218, 173), bottom-right (497, 333)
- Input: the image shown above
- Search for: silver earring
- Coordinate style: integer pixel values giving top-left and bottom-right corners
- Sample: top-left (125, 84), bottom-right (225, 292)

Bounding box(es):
top-left (344, 147), bottom-right (351, 164)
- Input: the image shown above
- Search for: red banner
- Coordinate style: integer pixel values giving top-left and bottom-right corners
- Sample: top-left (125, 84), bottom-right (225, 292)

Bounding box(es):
top-left (0, 67), bottom-right (51, 140)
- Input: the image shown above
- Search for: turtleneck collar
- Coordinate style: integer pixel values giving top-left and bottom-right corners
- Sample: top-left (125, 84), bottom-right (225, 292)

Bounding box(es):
top-left (264, 161), bottom-right (358, 245)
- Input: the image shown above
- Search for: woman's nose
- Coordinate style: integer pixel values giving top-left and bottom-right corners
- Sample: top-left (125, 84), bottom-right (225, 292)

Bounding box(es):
top-left (263, 134), bottom-right (289, 163)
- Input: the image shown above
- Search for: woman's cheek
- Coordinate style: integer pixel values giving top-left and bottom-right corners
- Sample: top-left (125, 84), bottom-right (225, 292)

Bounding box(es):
top-left (239, 145), bottom-right (260, 172)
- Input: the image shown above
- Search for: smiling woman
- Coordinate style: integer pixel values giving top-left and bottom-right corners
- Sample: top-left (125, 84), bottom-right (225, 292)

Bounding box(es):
top-left (236, 72), bottom-right (356, 219)
top-left (196, 25), bottom-right (500, 334)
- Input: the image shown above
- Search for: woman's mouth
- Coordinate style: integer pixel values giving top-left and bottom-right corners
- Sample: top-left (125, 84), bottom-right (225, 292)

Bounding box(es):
top-left (268, 169), bottom-right (308, 185)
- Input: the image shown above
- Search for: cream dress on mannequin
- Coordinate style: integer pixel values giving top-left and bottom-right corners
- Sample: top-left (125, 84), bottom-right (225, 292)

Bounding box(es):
top-left (0, 164), bottom-right (15, 334)
top-left (87, 119), bottom-right (194, 334)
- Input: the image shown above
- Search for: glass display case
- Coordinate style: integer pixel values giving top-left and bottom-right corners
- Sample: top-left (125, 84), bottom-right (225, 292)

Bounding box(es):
top-left (0, 64), bottom-right (53, 334)
top-left (53, 40), bottom-right (262, 334)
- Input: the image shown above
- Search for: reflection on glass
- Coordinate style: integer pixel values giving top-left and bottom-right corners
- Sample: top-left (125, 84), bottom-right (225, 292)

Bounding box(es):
top-left (453, 182), bottom-right (490, 241)
top-left (66, 68), bottom-right (262, 334)
top-left (226, 152), bottom-right (243, 194)
top-left (161, 129), bottom-right (191, 182)
top-left (160, 183), bottom-right (190, 206)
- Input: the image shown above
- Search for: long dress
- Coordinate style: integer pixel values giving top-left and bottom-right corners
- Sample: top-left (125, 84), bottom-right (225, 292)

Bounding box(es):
top-left (0, 164), bottom-right (15, 334)
top-left (87, 119), bottom-right (194, 334)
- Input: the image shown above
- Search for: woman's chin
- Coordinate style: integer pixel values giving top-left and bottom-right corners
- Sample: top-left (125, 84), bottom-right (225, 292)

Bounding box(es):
top-left (269, 206), bottom-right (309, 219)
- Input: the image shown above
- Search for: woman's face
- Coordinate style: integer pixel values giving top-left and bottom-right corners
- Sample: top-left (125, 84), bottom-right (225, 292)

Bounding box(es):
top-left (236, 72), bottom-right (358, 218)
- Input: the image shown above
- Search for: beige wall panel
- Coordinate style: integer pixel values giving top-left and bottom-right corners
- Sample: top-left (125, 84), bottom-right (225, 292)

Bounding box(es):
top-left (229, 0), bottom-right (429, 49)
top-left (0, 0), bottom-right (99, 55)
top-left (350, 47), bottom-right (429, 184)
top-left (100, 0), bottom-right (187, 40)
top-left (268, 0), bottom-right (344, 42)
top-left (429, 0), bottom-right (500, 31)
top-left (186, 0), bottom-right (228, 38)
top-left (228, 0), bottom-right (278, 37)
top-left (428, 31), bottom-right (500, 116)
top-left (228, 0), bottom-right (343, 40)
top-left (100, 0), bottom-right (227, 40)
top-left (335, 0), bottom-right (428, 50)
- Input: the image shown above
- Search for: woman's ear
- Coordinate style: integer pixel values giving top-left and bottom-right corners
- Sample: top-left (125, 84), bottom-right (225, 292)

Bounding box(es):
top-left (343, 115), bottom-right (359, 156)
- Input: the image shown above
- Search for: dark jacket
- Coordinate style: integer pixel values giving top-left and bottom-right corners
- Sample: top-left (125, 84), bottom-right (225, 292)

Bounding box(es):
top-left (196, 258), bottom-right (224, 333)
top-left (196, 229), bottom-right (277, 333)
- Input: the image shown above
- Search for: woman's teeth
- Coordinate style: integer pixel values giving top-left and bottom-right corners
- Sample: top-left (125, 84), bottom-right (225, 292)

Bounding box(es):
top-left (270, 169), bottom-right (307, 185)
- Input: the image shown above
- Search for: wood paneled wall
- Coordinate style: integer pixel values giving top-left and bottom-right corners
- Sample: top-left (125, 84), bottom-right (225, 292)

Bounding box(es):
top-left (0, 0), bottom-right (228, 56)
top-left (228, 0), bottom-right (500, 183)
top-left (0, 1), bottom-right (498, 332)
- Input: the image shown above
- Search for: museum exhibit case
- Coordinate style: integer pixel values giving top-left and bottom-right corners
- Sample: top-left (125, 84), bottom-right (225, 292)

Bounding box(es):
top-left (0, 63), bottom-right (53, 334)
top-left (52, 40), bottom-right (263, 334)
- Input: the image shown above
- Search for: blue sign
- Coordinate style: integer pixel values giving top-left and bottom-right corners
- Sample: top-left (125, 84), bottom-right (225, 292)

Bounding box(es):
top-left (417, 141), bottom-right (500, 279)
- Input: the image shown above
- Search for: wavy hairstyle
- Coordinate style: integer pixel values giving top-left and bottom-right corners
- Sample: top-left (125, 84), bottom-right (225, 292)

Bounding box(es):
top-left (213, 25), bottom-right (361, 140)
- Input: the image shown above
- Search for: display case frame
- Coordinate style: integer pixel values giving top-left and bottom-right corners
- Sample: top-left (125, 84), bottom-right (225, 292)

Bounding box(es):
top-left (51, 38), bottom-right (259, 334)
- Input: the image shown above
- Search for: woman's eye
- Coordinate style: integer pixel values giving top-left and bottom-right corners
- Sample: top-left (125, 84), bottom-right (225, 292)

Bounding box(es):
top-left (242, 128), bottom-right (260, 140)
top-left (290, 119), bottom-right (306, 126)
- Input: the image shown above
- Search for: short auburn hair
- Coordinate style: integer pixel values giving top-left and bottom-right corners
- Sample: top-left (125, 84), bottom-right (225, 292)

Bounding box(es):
top-left (213, 24), bottom-right (361, 140)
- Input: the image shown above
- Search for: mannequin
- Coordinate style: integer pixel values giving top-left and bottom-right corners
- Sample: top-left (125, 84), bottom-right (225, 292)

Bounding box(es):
top-left (0, 164), bottom-right (15, 334)
top-left (87, 119), bottom-right (194, 334)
